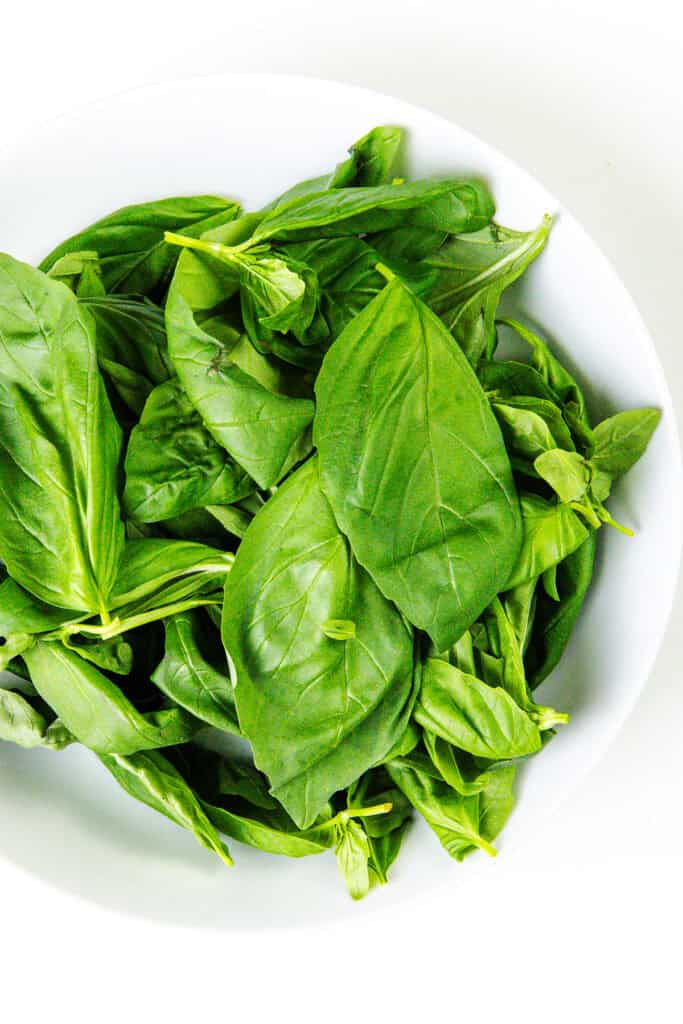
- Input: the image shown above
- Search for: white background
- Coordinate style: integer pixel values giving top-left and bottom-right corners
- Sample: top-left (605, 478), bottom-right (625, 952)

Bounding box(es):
top-left (2, 0), bottom-right (682, 1019)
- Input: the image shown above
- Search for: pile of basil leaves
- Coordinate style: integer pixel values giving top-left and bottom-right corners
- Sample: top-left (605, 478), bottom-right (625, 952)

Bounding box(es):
top-left (0, 126), bottom-right (660, 899)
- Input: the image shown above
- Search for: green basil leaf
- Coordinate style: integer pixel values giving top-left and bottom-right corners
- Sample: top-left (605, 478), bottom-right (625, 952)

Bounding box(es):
top-left (0, 256), bottom-right (124, 613)
top-left (169, 745), bottom-right (334, 858)
top-left (0, 688), bottom-right (71, 749)
top-left (498, 317), bottom-right (592, 446)
top-left (493, 401), bottom-right (559, 460)
top-left (47, 250), bottom-right (106, 297)
top-left (589, 408), bottom-right (661, 479)
top-left (525, 533), bottom-right (597, 687)
top-left (423, 731), bottom-right (501, 796)
top-left (535, 449), bottom-right (591, 502)
top-left (334, 819), bottom-right (372, 900)
top-left (415, 658), bottom-right (542, 758)
top-left (478, 358), bottom-right (561, 403)
top-left (329, 125), bottom-right (404, 187)
top-left (315, 278), bottom-right (521, 651)
top-left (386, 756), bottom-right (498, 861)
top-left (166, 286), bottom-right (314, 489)
top-left (82, 295), bottom-right (173, 408)
top-left (222, 457), bottom-right (417, 830)
top-left (109, 539), bottom-right (233, 612)
top-left (427, 216), bottom-right (551, 364)
top-left (0, 578), bottom-right (82, 637)
top-left (205, 801), bottom-right (332, 859)
top-left (151, 610), bottom-right (240, 734)
top-left (505, 494), bottom-right (589, 590)
top-left (99, 748), bottom-right (233, 866)
top-left (24, 641), bottom-right (199, 754)
top-left (502, 578), bottom-right (537, 656)
top-left (98, 357), bottom-right (153, 416)
top-left (124, 379), bottom-right (253, 523)
top-left (40, 196), bottom-right (241, 296)
top-left (252, 179), bottom-right (495, 244)
top-left (62, 635), bottom-right (133, 675)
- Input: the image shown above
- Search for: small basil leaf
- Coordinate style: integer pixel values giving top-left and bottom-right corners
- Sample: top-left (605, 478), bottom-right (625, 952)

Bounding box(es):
top-left (505, 495), bottom-right (589, 590)
top-left (124, 379), bottom-right (254, 523)
top-left (589, 407), bottom-right (661, 479)
top-left (151, 610), bottom-right (240, 734)
top-left (414, 658), bottom-right (542, 759)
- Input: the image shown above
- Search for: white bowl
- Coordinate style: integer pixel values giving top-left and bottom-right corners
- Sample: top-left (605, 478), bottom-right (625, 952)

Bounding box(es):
top-left (0, 74), bottom-right (680, 929)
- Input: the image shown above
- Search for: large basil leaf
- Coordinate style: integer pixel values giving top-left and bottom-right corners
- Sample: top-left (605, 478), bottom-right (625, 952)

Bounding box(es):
top-left (505, 494), bottom-right (589, 590)
top-left (0, 255), bottom-right (124, 613)
top-left (426, 216), bottom-right (551, 364)
top-left (222, 457), bottom-right (417, 830)
top-left (414, 658), bottom-right (542, 758)
top-left (151, 610), bottom-right (240, 733)
top-left (99, 749), bottom-right (233, 866)
top-left (40, 195), bottom-right (241, 297)
top-left (251, 179), bottom-right (495, 243)
top-left (124, 379), bottom-right (253, 523)
top-left (24, 641), bottom-right (199, 754)
top-left (315, 278), bottom-right (521, 651)
top-left (166, 281), bottom-right (314, 490)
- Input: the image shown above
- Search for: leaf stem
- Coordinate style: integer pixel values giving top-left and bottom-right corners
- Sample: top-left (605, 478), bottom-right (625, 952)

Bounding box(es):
top-left (58, 596), bottom-right (223, 642)
top-left (164, 231), bottom-right (251, 259)
top-left (375, 261), bottom-right (396, 283)
top-left (598, 506), bottom-right (634, 537)
top-left (312, 802), bottom-right (393, 833)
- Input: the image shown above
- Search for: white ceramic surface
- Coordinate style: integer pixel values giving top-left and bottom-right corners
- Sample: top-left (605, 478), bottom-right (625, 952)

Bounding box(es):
top-left (0, 73), bottom-right (679, 930)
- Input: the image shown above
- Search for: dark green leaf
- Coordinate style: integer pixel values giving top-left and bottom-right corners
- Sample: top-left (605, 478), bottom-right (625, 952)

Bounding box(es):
top-left (525, 533), bottom-right (597, 687)
top-left (166, 286), bottom-right (314, 489)
top-left (124, 378), bottom-right (254, 523)
top-left (315, 278), bottom-right (521, 651)
top-left (329, 125), bottom-right (404, 187)
top-left (387, 756), bottom-right (498, 861)
top-left (222, 457), bottom-right (417, 829)
top-left (151, 610), bottom-right (240, 733)
top-left (252, 179), bottom-right (495, 243)
top-left (40, 196), bottom-right (241, 297)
